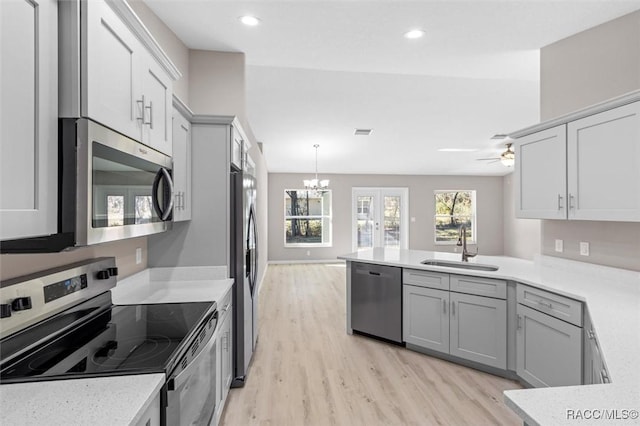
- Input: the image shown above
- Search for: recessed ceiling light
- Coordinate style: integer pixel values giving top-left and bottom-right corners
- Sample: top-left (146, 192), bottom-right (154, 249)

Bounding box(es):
top-left (438, 148), bottom-right (478, 152)
top-left (239, 15), bottom-right (260, 26)
top-left (404, 29), bottom-right (425, 39)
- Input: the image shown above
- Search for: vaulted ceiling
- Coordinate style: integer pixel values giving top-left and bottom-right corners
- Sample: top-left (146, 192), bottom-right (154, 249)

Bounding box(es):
top-left (144, 0), bottom-right (640, 176)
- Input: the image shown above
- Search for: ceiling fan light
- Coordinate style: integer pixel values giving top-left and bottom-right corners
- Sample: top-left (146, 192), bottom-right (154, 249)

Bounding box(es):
top-left (500, 152), bottom-right (515, 167)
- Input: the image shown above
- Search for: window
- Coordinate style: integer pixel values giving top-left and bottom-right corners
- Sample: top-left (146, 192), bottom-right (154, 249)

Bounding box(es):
top-left (434, 190), bottom-right (476, 244)
top-left (135, 195), bottom-right (152, 224)
top-left (107, 195), bottom-right (124, 227)
top-left (284, 189), bottom-right (332, 246)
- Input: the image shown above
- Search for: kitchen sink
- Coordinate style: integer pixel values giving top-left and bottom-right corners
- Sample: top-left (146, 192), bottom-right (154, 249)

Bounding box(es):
top-left (420, 259), bottom-right (499, 271)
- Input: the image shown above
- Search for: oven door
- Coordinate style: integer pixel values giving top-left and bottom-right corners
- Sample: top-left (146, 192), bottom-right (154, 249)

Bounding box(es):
top-left (76, 119), bottom-right (173, 246)
top-left (166, 311), bottom-right (218, 426)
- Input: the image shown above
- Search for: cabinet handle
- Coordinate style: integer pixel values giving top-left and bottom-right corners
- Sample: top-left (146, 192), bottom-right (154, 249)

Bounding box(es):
top-left (137, 95), bottom-right (146, 123)
top-left (558, 194), bottom-right (563, 210)
top-left (451, 301), bottom-right (455, 316)
top-left (600, 369), bottom-right (610, 384)
top-left (537, 300), bottom-right (553, 310)
top-left (569, 194), bottom-right (575, 209)
top-left (145, 101), bottom-right (153, 128)
top-left (517, 314), bottom-right (522, 330)
top-left (368, 271), bottom-right (380, 276)
top-left (588, 329), bottom-right (595, 340)
top-left (443, 299), bottom-right (446, 314)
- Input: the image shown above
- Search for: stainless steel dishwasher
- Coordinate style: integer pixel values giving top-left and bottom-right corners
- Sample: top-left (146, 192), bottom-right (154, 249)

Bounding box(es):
top-left (351, 262), bottom-right (403, 343)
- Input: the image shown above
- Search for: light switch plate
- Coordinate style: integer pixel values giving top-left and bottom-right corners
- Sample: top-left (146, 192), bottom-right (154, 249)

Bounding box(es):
top-left (136, 248), bottom-right (142, 264)
top-left (555, 239), bottom-right (563, 253)
top-left (580, 242), bottom-right (590, 256)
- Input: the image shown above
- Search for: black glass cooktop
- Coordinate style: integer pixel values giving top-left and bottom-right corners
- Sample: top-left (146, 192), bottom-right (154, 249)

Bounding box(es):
top-left (0, 302), bottom-right (214, 383)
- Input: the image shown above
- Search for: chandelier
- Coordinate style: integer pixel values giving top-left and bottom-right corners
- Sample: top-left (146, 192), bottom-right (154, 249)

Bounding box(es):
top-left (303, 144), bottom-right (329, 190)
top-left (500, 143), bottom-right (515, 167)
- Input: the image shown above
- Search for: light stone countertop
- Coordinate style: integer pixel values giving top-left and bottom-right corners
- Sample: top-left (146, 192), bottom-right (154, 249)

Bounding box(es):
top-left (0, 374), bottom-right (165, 426)
top-left (0, 266), bottom-right (232, 426)
top-left (338, 248), bottom-right (640, 426)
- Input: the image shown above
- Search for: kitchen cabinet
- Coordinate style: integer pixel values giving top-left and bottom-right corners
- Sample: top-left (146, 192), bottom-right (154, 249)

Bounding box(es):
top-left (0, 0), bottom-right (58, 241)
top-left (516, 304), bottom-right (582, 387)
top-left (403, 285), bottom-right (450, 352)
top-left (403, 272), bottom-right (507, 369)
top-left (172, 100), bottom-right (192, 222)
top-left (133, 391), bottom-right (161, 426)
top-left (567, 101), bottom-right (640, 221)
top-left (514, 99), bottom-right (640, 222)
top-left (60, 0), bottom-right (180, 156)
top-left (583, 309), bottom-right (610, 385)
top-left (514, 125), bottom-right (567, 219)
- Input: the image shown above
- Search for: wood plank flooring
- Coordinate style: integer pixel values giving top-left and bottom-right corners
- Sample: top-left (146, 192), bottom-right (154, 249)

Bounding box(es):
top-left (220, 263), bottom-right (523, 426)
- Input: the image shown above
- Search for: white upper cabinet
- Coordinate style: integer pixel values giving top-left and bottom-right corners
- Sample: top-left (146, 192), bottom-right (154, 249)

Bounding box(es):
top-left (172, 101), bottom-right (192, 222)
top-left (567, 101), bottom-right (640, 221)
top-left (513, 93), bottom-right (640, 222)
top-left (0, 0), bottom-right (58, 240)
top-left (82, 0), bottom-right (142, 141)
top-left (61, 0), bottom-right (181, 156)
top-left (141, 50), bottom-right (173, 156)
top-left (515, 125), bottom-right (567, 219)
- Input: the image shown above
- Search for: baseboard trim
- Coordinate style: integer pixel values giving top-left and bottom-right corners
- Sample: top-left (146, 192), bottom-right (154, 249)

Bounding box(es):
top-left (267, 259), bottom-right (346, 265)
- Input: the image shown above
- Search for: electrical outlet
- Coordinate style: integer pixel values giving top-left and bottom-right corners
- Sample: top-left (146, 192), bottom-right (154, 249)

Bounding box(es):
top-left (306, 250), bottom-right (311, 256)
top-left (580, 242), bottom-right (590, 256)
top-left (136, 248), bottom-right (142, 264)
top-left (555, 239), bottom-right (563, 253)
top-left (410, 217), bottom-right (416, 223)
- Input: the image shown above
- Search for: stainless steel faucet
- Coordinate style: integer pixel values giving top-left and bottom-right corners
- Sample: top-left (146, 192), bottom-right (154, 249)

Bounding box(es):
top-left (456, 225), bottom-right (477, 262)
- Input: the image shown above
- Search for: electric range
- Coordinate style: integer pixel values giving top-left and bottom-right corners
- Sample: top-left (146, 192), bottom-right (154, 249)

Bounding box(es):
top-left (0, 258), bottom-right (219, 425)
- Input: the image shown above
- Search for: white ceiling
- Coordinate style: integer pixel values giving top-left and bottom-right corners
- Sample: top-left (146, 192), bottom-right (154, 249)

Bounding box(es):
top-left (144, 0), bottom-right (640, 176)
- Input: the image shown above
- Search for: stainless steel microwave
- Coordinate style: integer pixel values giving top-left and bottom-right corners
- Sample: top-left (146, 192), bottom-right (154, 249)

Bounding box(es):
top-left (1, 118), bottom-right (173, 252)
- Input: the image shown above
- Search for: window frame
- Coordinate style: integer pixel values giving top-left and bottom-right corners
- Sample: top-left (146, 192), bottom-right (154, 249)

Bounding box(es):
top-left (433, 190), bottom-right (477, 245)
top-left (283, 189), bottom-right (332, 247)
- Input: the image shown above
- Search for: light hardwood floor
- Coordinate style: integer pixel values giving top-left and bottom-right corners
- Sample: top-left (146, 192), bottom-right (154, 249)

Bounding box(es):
top-left (221, 263), bottom-right (523, 426)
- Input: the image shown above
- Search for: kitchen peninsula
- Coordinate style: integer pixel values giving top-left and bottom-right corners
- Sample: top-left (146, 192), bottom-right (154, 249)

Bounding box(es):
top-left (338, 248), bottom-right (640, 426)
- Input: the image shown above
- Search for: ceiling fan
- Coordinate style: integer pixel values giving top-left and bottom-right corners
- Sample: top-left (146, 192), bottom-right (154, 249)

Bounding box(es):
top-left (477, 139), bottom-right (515, 167)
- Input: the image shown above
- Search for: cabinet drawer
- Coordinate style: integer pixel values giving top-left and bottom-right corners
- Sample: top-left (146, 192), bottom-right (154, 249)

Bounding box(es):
top-left (403, 269), bottom-right (449, 290)
top-left (450, 275), bottom-right (506, 299)
top-left (517, 284), bottom-right (582, 327)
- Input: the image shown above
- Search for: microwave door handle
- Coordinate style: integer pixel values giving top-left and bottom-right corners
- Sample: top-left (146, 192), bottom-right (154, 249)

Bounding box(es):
top-left (152, 167), bottom-right (174, 221)
top-left (161, 167), bottom-right (174, 221)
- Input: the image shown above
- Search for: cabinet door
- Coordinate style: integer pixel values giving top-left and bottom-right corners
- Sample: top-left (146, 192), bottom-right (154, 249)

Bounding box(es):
top-left (567, 101), bottom-right (640, 221)
top-left (0, 0), bottom-right (58, 240)
top-left (172, 109), bottom-right (191, 221)
top-left (221, 308), bottom-right (233, 399)
top-left (516, 304), bottom-right (582, 387)
top-left (83, 0), bottom-right (142, 141)
top-left (450, 292), bottom-right (507, 369)
top-left (141, 52), bottom-right (172, 155)
top-left (515, 125), bottom-right (567, 219)
top-left (403, 285), bottom-right (449, 352)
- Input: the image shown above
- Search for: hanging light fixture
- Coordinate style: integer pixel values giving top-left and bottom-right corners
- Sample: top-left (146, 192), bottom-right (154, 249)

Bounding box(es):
top-left (500, 143), bottom-right (515, 167)
top-left (303, 144), bottom-right (329, 190)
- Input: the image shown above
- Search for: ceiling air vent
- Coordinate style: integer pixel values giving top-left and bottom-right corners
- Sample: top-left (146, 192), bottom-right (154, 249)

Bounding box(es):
top-left (354, 128), bottom-right (372, 136)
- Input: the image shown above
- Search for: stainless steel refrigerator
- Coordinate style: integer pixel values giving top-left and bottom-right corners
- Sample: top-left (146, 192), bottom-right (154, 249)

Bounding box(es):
top-left (230, 159), bottom-right (258, 387)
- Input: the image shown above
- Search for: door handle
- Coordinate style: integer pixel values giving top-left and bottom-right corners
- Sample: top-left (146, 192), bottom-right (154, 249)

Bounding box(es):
top-left (517, 314), bottom-right (522, 330)
top-left (558, 194), bottom-right (563, 210)
top-left (569, 193), bottom-right (576, 209)
top-left (145, 101), bottom-right (153, 129)
top-left (451, 301), bottom-right (455, 316)
top-left (152, 167), bottom-right (174, 221)
top-left (443, 299), bottom-right (446, 314)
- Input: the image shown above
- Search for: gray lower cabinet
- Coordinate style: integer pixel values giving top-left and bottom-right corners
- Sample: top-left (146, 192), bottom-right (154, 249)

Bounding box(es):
top-left (583, 310), bottom-right (609, 385)
top-left (403, 285), bottom-right (507, 369)
top-left (516, 304), bottom-right (582, 387)
top-left (450, 292), bottom-right (507, 369)
top-left (403, 285), bottom-right (449, 352)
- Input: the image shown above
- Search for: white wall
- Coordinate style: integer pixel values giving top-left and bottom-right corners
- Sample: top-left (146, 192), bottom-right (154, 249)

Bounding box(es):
top-left (268, 173), bottom-right (504, 262)
top-left (502, 173), bottom-right (540, 260)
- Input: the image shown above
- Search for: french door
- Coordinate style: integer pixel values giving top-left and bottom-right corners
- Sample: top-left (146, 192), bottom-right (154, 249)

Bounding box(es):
top-left (352, 188), bottom-right (409, 251)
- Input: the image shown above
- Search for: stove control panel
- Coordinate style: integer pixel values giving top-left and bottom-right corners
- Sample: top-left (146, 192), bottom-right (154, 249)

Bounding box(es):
top-left (0, 257), bottom-right (117, 340)
top-left (44, 274), bottom-right (88, 303)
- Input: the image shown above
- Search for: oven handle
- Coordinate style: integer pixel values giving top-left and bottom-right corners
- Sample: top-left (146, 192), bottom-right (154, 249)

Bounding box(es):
top-left (167, 310), bottom-right (218, 391)
top-left (152, 167), bottom-right (174, 221)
